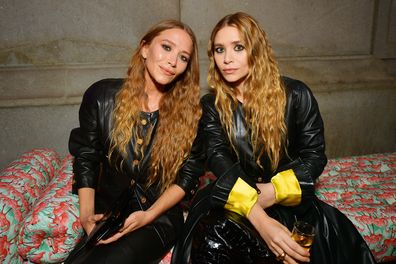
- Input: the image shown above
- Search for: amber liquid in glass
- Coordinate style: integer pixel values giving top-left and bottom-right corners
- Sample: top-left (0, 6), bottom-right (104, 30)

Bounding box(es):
top-left (291, 232), bottom-right (314, 250)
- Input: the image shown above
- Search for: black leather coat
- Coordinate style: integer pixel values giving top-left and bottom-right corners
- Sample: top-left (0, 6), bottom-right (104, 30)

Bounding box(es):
top-left (204, 76), bottom-right (327, 211)
top-left (172, 77), bottom-right (376, 264)
top-left (69, 78), bottom-right (205, 243)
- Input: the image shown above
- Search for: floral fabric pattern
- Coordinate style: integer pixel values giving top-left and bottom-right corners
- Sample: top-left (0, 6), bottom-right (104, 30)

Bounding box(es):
top-left (17, 155), bottom-right (84, 263)
top-left (315, 152), bottom-right (396, 262)
top-left (0, 149), bottom-right (60, 264)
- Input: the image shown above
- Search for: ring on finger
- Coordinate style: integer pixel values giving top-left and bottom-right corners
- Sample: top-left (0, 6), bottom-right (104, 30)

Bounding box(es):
top-left (276, 251), bottom-right (286, 261)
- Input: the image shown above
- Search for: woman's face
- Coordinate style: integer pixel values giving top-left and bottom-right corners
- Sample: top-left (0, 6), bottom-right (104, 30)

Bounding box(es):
top-left (141, 28), bottom-right (193, 88)
top-left (213, 26), bottom-right (249, 90)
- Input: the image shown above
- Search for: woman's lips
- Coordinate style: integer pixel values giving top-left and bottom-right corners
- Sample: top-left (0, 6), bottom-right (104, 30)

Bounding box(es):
top-left (160, 66), bottom-right (175, 76)
top-left (222, 68), bottom-right (237, 74)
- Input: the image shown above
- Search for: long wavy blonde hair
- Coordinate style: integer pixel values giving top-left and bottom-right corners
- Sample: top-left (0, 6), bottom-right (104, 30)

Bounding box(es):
top-left (208, 12), bottom-right (287, 171)
top-left (109, 20), bottom-right (201, 192)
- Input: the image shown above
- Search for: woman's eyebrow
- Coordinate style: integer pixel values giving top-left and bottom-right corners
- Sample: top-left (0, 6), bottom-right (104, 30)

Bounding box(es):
top-left (162, 39), bottom-right (191, 55)
top-left (214, 40), bottom-right (242, 46)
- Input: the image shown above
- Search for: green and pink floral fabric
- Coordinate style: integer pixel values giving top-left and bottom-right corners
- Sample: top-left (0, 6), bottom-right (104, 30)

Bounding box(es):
top-left (315, 152), bottom-right (396, 262)
top-left (17, 154), bottom-right (84, 263)
top-left (0, 149), bottom-right (60, 263)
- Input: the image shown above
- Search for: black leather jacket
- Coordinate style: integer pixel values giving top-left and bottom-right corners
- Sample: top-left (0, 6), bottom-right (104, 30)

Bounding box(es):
top-left (69, 78), bottom-right (205, 238)
top-left (203, 76), bottom-right (327, 210)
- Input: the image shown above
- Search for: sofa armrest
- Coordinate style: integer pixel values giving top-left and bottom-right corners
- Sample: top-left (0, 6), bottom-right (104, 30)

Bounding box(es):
top-left (0, 148), bottom-right (60, 263)
top-left (17, 154), bottom-right (84, 263)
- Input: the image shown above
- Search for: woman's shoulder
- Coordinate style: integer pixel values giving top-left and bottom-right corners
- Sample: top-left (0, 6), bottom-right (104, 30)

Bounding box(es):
top-left (200, 92), bottom-right (216, 106)
top-left (282, 76), bottom-right (310, 92)
top-left (281, 76), bottom-right (315, 101)
top-left (84, 78), bottom-right (124, 103)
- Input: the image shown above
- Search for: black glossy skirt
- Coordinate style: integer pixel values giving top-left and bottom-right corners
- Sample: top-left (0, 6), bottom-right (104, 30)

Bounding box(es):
top-left (172, 186), bottom-right (377, 264)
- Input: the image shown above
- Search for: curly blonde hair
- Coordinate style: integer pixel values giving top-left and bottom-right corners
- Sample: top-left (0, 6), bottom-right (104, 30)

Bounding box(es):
top-left (109, 20), bottom-right (201, 193)
top-left (207, 12), bottom-right (287, 171)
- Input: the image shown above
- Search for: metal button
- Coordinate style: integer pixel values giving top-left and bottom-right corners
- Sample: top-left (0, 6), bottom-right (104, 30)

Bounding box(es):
top-left (141, 119), bottom-right (147, 125)
top-left (140, 196), bottom-right (147, 203)
top-left (190, 189), bottom-right (195, 195)
top-left (137, 138), bottom-right (143, 145)
top-left (257, 177), bottom-right (263, 182)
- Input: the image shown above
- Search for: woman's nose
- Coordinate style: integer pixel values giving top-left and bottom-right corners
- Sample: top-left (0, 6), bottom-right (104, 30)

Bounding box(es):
top-left (168, 53), bottom-right (178, 67)
top-left (223, 51), bottom-right (232, 64)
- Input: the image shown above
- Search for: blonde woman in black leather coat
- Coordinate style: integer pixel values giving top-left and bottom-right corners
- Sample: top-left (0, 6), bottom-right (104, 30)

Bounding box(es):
top-left (172, 12), bottom-right (376, 264)
top-left (68, 20), bottom-right (205, 263)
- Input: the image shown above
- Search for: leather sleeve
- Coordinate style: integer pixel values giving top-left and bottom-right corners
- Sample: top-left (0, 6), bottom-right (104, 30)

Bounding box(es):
top-left (69, 81), bottom-right (106, 193)
top-left (280, 78), bottom-right (327, 201)
top-left (175, 122), bottom-right (206, 200)
top-left (201, 94), bottom-right (257, 209)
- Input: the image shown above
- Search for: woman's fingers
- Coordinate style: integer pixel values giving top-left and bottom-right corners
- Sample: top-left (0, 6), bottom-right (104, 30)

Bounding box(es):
top-left (282, 238), bottom-right (310, 263)
top-left (97, 217), bottom-right (138, 244)
top-left (120, 219), bottom-right (137, 233)
top-left (283, 253), bottom-right (299, 264)
top-left (92, 213), bottom-right (104, 221)
top-left (249, 210), bottom-right (310, 263)
top-left (98, 223), bottom-right (136, 244)
top-left (98, 231), bottom-right (123, 244)
top-left (268, 242), bottom-right (284, 261)
top-left (268, 230), bottom-right (310, 263)
top-left (271, 244), bottom-right (298, 264)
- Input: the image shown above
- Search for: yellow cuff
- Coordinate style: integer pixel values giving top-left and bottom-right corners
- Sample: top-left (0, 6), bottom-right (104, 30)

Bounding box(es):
top-left (271, 169), bottom-right (301, 206)
top-left (224, 178), bottom-right (258, 217)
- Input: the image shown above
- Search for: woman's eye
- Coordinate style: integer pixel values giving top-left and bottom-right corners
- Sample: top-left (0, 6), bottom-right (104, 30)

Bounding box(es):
top-left (162, 44), bottom-right (171, 51)
top-left (214, 47), bottom-right (224, 53)
top-left (234, 44), bottom-right (245, 51)
top-left (180, 55), bottom-right (190, 63)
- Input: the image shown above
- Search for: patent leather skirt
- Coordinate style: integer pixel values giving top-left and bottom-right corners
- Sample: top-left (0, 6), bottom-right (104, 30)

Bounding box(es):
top-left (191, 209), bottom-right (278, 264)
top-left (172, 184), bottom-right (377, 264)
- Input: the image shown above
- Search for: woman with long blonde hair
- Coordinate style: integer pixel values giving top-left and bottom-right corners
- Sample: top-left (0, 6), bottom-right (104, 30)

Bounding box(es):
top-left (173, 12), bottom-right (376, 264)
top-left (68, 19), bottom-right (204, 263)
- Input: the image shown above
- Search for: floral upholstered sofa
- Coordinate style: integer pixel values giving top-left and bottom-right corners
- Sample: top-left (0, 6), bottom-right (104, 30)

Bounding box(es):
top-left (0, 149), bottom-right (395, 263)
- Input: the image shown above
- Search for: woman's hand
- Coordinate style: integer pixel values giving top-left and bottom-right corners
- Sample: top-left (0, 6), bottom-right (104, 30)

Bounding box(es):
top-left (80, 213), bottom-right (104, 235)
top-left (247, 203), bottom-right (310, 264)
top-left (99, 184), bottom-right (185, 245)
top-left (98, 210), bottom-right (155, 244)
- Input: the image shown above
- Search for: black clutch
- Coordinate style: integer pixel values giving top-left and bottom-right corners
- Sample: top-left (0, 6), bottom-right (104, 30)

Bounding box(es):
top-left (87, 179), bottom-right (136, 243)
top-left (64, 179), bottom-right (136, 264)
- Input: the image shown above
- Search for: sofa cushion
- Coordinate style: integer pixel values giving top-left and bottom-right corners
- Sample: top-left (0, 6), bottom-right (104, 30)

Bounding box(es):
top-left (0, 149), bottom-right (60, 209)
top-left (0, 195), bottom-right (24, 264)
top-left (0, 148), bottom-right (60, 264)
top-left (17, 154), bottom-right (84, 263)
top-left (315, 152), bottom-right (396, 262)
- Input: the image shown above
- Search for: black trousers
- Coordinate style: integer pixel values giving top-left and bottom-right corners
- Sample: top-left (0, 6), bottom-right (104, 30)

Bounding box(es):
top-left (66, 224), bottom-right (173, 264)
